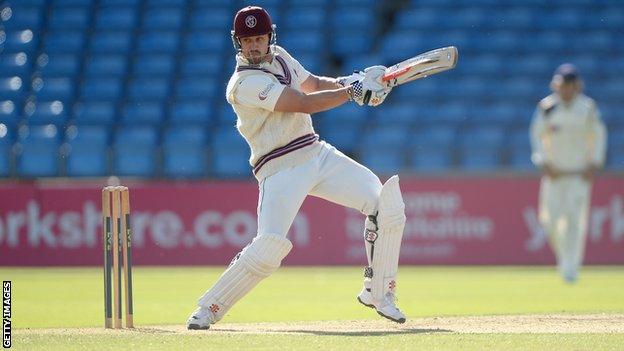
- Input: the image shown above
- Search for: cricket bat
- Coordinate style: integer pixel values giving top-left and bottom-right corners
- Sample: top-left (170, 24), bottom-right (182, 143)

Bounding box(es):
top-left (381, 46), bottom-right (458, 87)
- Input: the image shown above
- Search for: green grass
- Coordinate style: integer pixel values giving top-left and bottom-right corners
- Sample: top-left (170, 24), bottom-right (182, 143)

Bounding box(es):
top-left (3, 266), bottom-right (624, 350)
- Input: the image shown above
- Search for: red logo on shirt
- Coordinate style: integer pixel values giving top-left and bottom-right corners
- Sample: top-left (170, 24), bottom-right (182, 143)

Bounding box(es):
top-left (259, 83), bottom-right (275, 101)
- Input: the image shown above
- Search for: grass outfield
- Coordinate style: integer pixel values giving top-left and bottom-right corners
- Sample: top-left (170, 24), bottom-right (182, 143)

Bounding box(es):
top-left (3, 266), bottom-right (624, 350)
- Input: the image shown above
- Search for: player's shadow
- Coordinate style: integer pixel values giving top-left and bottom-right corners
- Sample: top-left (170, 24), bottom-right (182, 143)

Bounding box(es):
top-left (131, 327), bottom-right (178, 334)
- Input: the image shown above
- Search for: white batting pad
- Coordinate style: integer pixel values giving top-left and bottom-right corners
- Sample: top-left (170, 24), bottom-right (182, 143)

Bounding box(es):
top-left (371, 175), bottom-right (406, 301)
top-left (197, 233), bottom-right (292, 320)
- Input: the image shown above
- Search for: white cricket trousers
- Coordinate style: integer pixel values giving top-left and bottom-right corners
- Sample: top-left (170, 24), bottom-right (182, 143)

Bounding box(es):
top-left (257, 141), bottom-right (382, 238)
top-left (538, 176), bottom-right (592, 281)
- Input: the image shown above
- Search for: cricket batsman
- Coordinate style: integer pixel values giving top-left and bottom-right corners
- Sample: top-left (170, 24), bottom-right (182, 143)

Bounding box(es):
top-left (530, 63), bottom-right (607, 283)
top-left (187, 6), bottom-right (406, 329)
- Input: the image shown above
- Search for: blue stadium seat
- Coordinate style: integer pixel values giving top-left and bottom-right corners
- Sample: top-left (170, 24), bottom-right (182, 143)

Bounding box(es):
top-left (504, 78), bottom-right (539, 101)
top-left (607, 127), bottom-right (624, 170)
top-left (359, 125), bottom-right (409, 174)
top-left (392, 79), bottom-right (439, 102)
top-left (1, 29), bottom-right (39, 54)
top-left (25, 101), bottom-right (68, 126)
top-left (196, 0), bottom-right (233, 5)
top-left (455, 77), bottom-right (488, 99)
top-left (143, 0), bottom-right (185, 6)
top-left (43, 31), bottom-right (86, 53)
top-left (336, 0), bottom-right (376, 5)
top-left (294, 54), bottom-right (321, 73)
top-left (536, 10), bottom-right (583, 30)
top-left (477, 31), bottom-right (517, 52)
top-left (175, 77), bottom-right (218, 100)
top-left (394, 9), bottom-right (439, 30)
top-left (184, 31), bottom-right (227, 53)
top-left (474, 103), bottom-right (517, 124)
top-left (72, 101), bottom-right (116, 125)
top-left (409, 126), bottom-right (455, 171)
top-left (137, 31), bottom-right (179, 53)
top-left (48, 7), bottom-right (89, 29)
top-left (331, 32), bottom-right (372, 57)
top-left (163, 126), bottom-right (208, 178)
top-left (435, 102), bottom-right (469, 124)
top-left (492, 8), bottom-right (533, 29)
top-left (0, 124), bottom-right (13, 176)
top-left (95, 8), bottom-right (137, 30)
top-left (594, 9), bottom-right (624, 30)
top-left (38, 54), bottom-right (80, 76)
top-left (343, 54), bottom-right (382, 73)
top-left (0, 100), bottom-right (20, 127)
top-left (120, 101), bottom-right (164, 125)
top-left (90, 31), bottom-right (133, 53)
top-left (256, 6), bottom-right (279, 24)
top-left (190, 8), bottom-right (231, 29)
top-left (440, 31), bottom-right (471, 49)
top-left (54, 0), bottom-right (95, 5)
top-left (571, 55), bottom-right (599, 77)
top-left (575, 31), bottom-right (611, 52)
top-left (532, 31), bottom-right (566, 53)
top-left (240, 0), bottom-right (280, 6)
top-left (34, 78), bottom-right (74, 102)
top-left (280, 32), bottom-right (323, 54)
top-left (512, 55), bottom-right (552, 76)
top-left (64, 125), bottom-right (109, 176)
top-left (458, 127), bottom-right (505, 170)
top-left (16, 125), bottom-right (60, 177)
top-left (319, 122), bottom-right (362, 155)
top-left (0, 53), bottom-right (31, 77)
top-left (0, 77), bottom-right (26, 101)
top-left (282, 8), bottom-right (325, 29)
top-left (319, 103), bottom-right (368, 124)
top-left (379, 31), bottom-right (428, 63)
top-left (80, 78), bottom-right (122, 101)
top-left (142, 8), bottom-right (183, 29)
top-left (98, 0), bottom-right (140, 5)
top-left (331, 8), bottom-right (374, 28)
top-left (84, 54), bottom-right (127, 76)
top-left (508, 128), bottom-right (533, 170)
top-left (599, 104), bottom-right (618, 126)
top-left (371, 103), bottom-right (416, 125)
top-left (468, 55), bottom-right (504, 76)
top-left (127, 78), bottom-right (169, 100)
top-left (211, 126), bottom-right (251, 178)
top-left (112, 126), bottom-right (158, 177)
top-left (217, 105), bottom-right (238, 125)
top-left (133, 54), bottom-right (174, 77)
top-left (449, 7), bottom-right (487, 29)
top-left (592, 80), bottom-right (624, 102)
top-left (179, 54), bottom-right (222, 76)
top-left (5, 0), bottom-right (46, 6)
top-left (169, 101), bottom-right (213, 126)
top-left (2, 6), bottom-right (43, 30)
top-left (293, 0), bottom-right (328, 5)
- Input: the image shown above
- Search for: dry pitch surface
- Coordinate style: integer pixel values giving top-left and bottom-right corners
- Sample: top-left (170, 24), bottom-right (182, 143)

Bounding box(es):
top-left (15, 314), bottom-right (624, 335)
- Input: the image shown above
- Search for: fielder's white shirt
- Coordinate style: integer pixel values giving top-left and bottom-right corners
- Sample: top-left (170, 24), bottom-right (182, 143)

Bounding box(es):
top-left (530, 93), bottom-right (607, 172)
top-left (225, 45), bottom-right (321, 181)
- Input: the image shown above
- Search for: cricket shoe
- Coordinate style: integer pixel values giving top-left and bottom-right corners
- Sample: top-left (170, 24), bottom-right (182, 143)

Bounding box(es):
top-left (186, 306), bottom-right (217, 330)
top-left (357, 287), bottom-right (406, 324)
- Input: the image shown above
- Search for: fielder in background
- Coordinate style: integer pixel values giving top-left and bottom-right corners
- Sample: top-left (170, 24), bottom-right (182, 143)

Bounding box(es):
top-left (187, 6), bottom-right (406, 329)
top-left (530, 63), bottom-right (607, 283)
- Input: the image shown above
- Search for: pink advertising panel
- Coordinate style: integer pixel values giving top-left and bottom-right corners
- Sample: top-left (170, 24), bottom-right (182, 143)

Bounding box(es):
top-left (0, 177), bottom-right (622, 266)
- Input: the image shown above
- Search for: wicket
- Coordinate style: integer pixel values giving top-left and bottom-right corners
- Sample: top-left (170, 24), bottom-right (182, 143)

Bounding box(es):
top-left (102, 186), bottom-right (134, 329)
